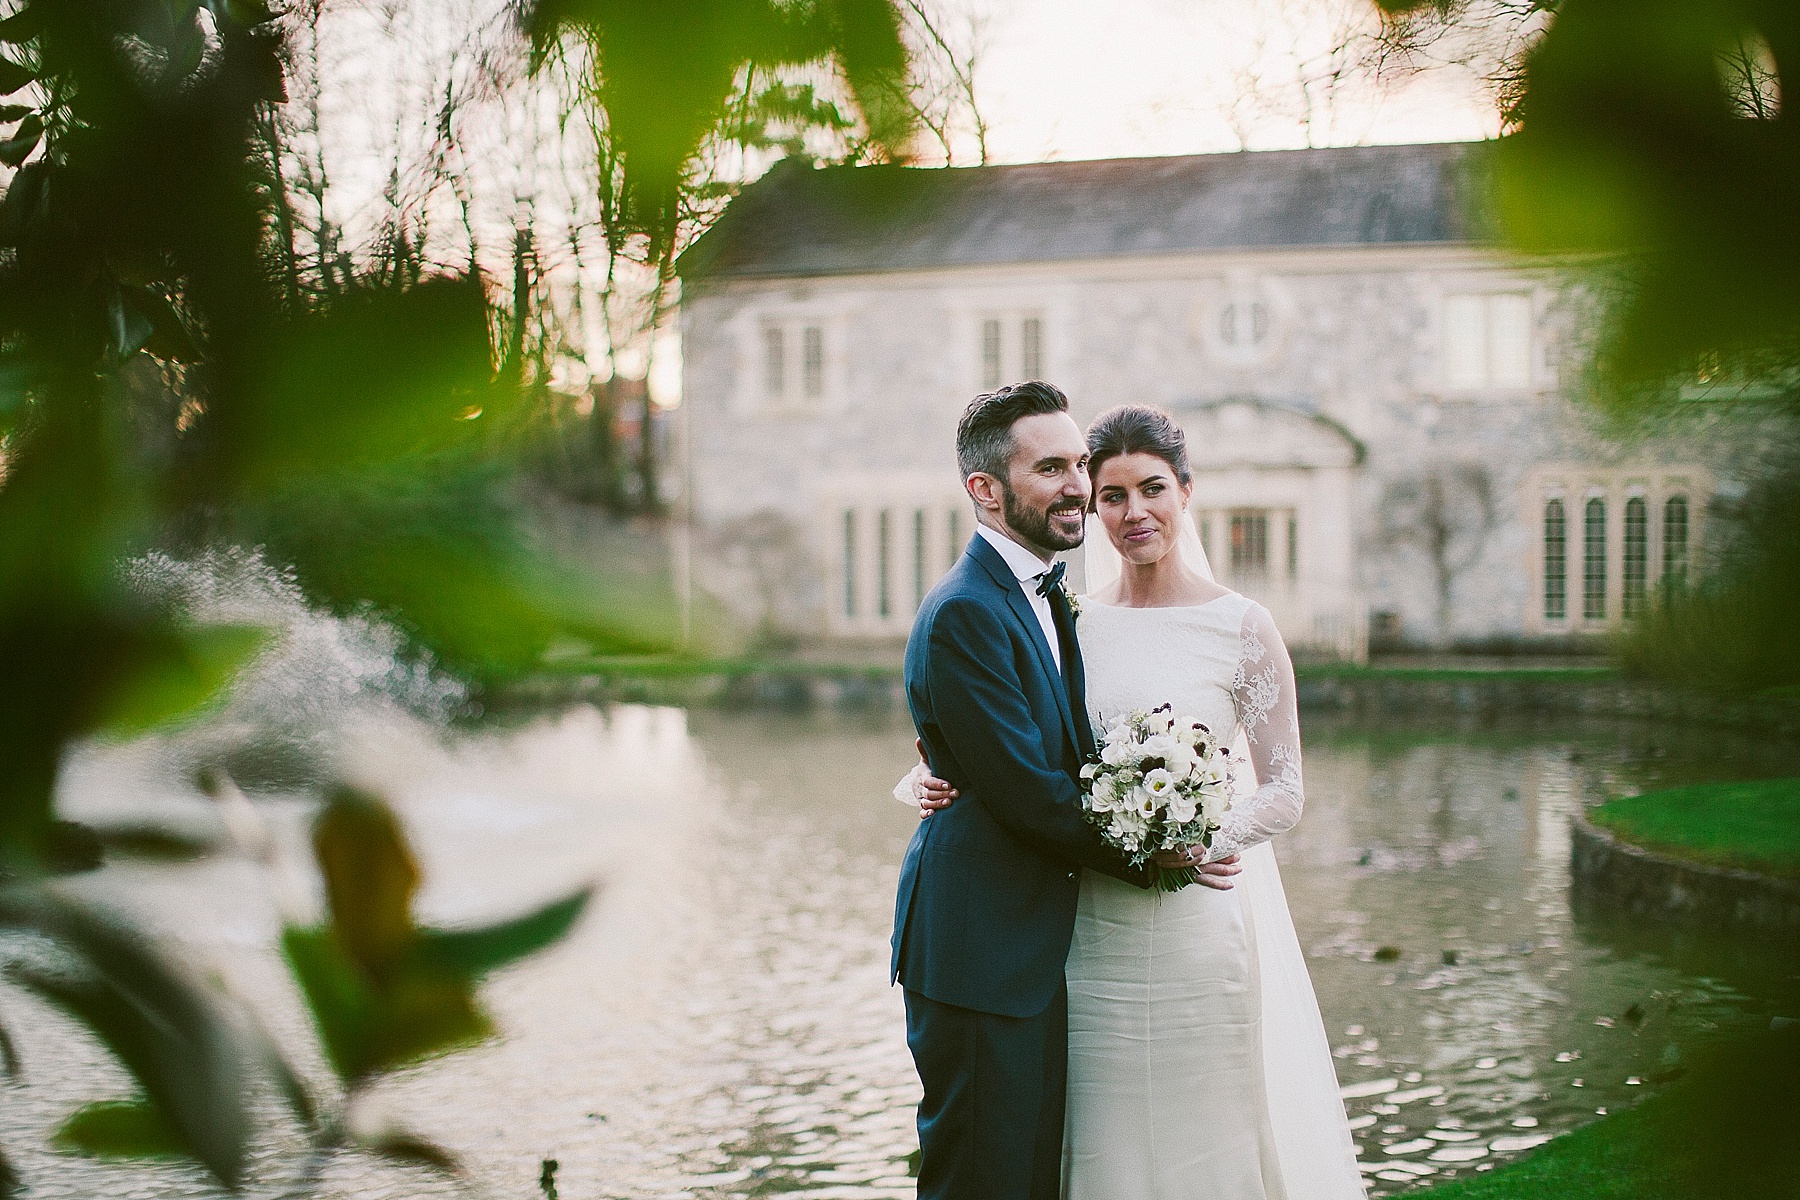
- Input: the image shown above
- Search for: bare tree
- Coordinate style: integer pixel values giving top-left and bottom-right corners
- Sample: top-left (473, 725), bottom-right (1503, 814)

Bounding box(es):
top-left (899, 0), bottom-right (991, 165)
top-left (1379, 464), bottom-right (1499, 643)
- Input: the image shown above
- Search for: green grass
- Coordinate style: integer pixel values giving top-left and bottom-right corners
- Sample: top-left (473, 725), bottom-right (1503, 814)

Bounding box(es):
top-left (1416, 1026), bottom-right (1800, 1200)
top-left (1591, 778), bottom-right (1800, 881)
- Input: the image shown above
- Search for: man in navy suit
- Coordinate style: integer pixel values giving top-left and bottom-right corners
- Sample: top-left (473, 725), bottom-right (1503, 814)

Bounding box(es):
top-left (892, 381), bottom-right (1158, 1200)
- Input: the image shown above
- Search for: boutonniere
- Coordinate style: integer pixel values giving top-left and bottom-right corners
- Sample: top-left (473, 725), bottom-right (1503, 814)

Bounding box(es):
top-left (1066, 593), bottom-right (1082, 621)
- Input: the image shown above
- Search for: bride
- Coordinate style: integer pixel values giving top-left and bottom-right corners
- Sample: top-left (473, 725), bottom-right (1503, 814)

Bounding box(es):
top-left (901, 404), bottom-right (1365, 1200)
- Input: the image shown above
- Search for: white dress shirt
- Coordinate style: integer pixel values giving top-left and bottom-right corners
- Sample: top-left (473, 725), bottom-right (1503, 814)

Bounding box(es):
top-left (975, 523), bottom-right (1063, 673)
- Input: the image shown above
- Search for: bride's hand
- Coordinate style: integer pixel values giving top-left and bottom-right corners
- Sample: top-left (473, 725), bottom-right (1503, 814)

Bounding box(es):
top-left (894, 737), bottom-right (958, 818)
top-left (1150, 847), bottom-right (1242, 890)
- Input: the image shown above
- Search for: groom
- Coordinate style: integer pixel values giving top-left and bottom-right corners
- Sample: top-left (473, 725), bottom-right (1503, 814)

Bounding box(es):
top-left (892, 381), bottom-right (1157, 1199)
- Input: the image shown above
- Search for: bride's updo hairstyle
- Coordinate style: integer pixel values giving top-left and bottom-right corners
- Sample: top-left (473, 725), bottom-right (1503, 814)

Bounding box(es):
top-left (1085, 404), bottom-right (1192, 505)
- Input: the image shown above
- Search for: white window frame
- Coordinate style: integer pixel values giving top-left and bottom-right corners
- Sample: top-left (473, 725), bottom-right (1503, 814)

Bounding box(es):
top-left (1443, 290), bottom-right (1536, 393)
top-left (829, 485), bottom-right (974, 636)
top-left (974, 310), bottom-right (1048, 390)
top-left (1524, 467), bottom-right (1710, 635)
top-left (752, 314), bottom-right (836, 412)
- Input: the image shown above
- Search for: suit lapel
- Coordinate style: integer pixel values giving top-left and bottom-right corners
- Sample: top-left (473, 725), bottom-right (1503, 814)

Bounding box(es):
top-left (969, 537), bottom-right (1081, 752)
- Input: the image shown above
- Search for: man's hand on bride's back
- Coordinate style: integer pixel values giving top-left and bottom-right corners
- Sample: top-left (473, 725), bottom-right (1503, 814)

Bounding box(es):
top-left (896, 737), bottom-right (958, 818)
top-left (1150, 846), bottom-right (1242, 890)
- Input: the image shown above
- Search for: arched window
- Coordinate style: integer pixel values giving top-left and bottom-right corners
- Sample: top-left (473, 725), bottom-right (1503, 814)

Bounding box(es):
top-left (1583, 497), bottom-right (1607, 620)
top-left (1663, 495), bottom-right (1690, 591)
top-left (1543, 499), bottom-right (1567, 621)
top-left (1623, 496), bottom-right (1648, 619)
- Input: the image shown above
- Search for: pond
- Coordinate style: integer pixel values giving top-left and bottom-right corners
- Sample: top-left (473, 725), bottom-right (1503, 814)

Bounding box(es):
top-left (5, 703), bottom-right (1798, 1199)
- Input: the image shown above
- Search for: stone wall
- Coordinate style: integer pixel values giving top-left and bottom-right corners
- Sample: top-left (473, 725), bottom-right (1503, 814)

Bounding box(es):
top-left (680, 243), bottom-right (1752, 654)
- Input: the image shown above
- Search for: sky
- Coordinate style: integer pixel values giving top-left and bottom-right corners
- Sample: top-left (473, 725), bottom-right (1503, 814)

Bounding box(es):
top-left (300, 0), bottom-right (1507, 402)
top-left (934, 0), bottom-right (1499, 164)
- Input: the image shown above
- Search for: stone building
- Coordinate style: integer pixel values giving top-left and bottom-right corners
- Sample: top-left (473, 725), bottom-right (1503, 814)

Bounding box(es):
top-left (677, 142), bottom-right (1722, 658)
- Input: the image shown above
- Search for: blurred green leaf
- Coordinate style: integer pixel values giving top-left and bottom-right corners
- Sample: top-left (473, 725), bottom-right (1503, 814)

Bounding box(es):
top-left (104, 290), bottom-right (155, 363)
top-left (285, 791), bottom-right (489, 1082)
top-left (0, 1010), bottom-right (19, 1078)
top-left (0, 888), bottom-right (257, 1187)
top-left (285, 790), bottom-right (586, 1084)
top-left (225, 276), bottom-right (505, 493)
top-left (526, 0), bottom-right (915, 257)
top-left (219, 0), bottom-right (277, 28)
top-left (0, 160), bottom-right (46, 247)
top-left (0, 113), bottom-right (37, 166)
top-left (0, 4), bottom-right (44, 45)
top-left (415, 888), bottom-right (592, 978)
top-left (0, 103), bottom-right (31, 122)
top-left (0, 1146), bottom-right (17, 1199)
top-left (51, 1099), bottom-right (189, 1160)
top-left (357, 1129), bottom-right (464, 1177)
top-left (96, 623), bottom-right (267, 737)
top-left (127, 287), bottom-right (202, 364)
top-left (0, 55), bottom-right (30, 96)
top-left (1488, 0), bottom-right (1800, 379)
top-left (283, 924), bottom-right (491, 1084)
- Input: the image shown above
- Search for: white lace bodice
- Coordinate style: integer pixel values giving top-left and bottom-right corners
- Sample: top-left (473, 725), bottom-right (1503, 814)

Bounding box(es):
top-left (1076, 592), bottom-right (1305, 863)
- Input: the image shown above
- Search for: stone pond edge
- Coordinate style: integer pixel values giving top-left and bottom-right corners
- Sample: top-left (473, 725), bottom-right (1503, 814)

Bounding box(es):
top-left (491, 666), bottom-right (1800, 737)
top-left (1569, 812), bottom-right (1800, 936)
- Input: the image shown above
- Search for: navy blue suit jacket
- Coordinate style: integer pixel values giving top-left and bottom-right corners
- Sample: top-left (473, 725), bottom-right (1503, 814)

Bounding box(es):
top-left (891, 533), bottom-right (1151, 1019)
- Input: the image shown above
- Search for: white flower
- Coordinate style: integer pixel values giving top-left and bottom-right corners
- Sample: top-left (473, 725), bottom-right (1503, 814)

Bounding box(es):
top-left (1140, 732), bottom-right (1181, 765)
top-left (1201, 789), bottom-right (1230, 827)
top-left (1167, 790), bottom-right (1199, 825)
top-left (1141, 768), bottom-right (1178, 804)
top-left (1100, 738), bottom-right (1135, 767)
top-left (1080, 762), bottom-right (1099, 781)
top-left (1145, 707), bottom-right (1175, 734)
top-left (1127, 785), bottom-right (1158, 819)
top-left (1087, 776), bottom-right (1118, 813)
top-left (1163, 741), bottom-right (1198, 778)
top-left (1108, 808), bottom-right (1147, 847)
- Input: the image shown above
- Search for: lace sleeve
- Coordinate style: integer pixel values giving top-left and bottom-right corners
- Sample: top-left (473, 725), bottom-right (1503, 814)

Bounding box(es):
top-left (1205, 601), bottom-right (1305, 863)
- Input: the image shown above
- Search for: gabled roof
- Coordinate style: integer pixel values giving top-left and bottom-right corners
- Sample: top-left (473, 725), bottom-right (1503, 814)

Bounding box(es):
top-left (680, 141), bottom-right (1491, 283)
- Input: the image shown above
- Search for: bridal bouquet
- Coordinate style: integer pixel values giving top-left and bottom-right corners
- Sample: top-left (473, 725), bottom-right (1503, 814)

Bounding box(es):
top-left (1080, 703), bottom-right (1236, 892)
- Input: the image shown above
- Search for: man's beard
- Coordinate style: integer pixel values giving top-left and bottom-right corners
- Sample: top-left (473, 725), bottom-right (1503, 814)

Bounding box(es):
top-left (1002, 483), bottom-right (1086, 554)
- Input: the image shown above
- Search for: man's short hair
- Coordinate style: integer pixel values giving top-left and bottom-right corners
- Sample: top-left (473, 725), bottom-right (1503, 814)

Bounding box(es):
top-left (955, 380), bottom-right (1071, 483)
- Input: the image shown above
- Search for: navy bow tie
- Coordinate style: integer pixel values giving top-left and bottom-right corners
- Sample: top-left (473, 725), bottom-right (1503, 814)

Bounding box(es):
top-left (1034, 560), bottom-right (1067, 598)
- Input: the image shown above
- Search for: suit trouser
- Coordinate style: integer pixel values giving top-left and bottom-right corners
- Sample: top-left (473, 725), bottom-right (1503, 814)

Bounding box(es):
top-left (904, 983), bottom-right (1068, 1200)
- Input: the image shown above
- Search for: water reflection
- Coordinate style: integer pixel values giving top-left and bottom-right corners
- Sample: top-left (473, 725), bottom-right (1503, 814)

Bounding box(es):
top-left (3, 706), bottom-right (1795, 1198)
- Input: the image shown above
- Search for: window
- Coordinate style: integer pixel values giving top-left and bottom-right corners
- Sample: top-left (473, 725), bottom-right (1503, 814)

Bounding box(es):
top-left (843, 509), bottom-right (858, 619)
top-left (877, 509), bottom-right (892, 618)
top-left (913, 509), bottom-right (927, 609)
top-left (1583, 497), bottom-right (1607, 621)
top-left (1445, 292), bottom-right (1532, 389)
top-left (1663, 495), bottom-right (1689, 590)
top-left (1229, 511), bottom-right (1268, 577)
top-left (1220, 300), bottom-right (1271, 349)
top-left (947, 508), bottom-right (963, 570)
top-left (1544, 499), bottom-right (1567, 621)
top-left (1623, 496), bottom-right (1648, 619)
top-left (758, 320), bottom-right (827, 407)
top-left (802, 325), bottom-right (824, 398)
top-left (1286, 514), bottom-right (1298, 580)
top-left (763, 327), bottom-right (785, 397)
top-left (978, 315), bottom-right (1046, 388)
top-left (981, 319), bottom-right (1002, 388)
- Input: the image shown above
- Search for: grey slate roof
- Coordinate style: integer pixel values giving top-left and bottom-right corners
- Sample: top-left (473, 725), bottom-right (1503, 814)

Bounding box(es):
top-left (680, 141), bottom-right (1491, 282)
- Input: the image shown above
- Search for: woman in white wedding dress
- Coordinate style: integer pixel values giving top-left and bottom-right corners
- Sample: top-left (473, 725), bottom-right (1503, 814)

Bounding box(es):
top-left (902, 405), bottom-right (1365, 1200)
